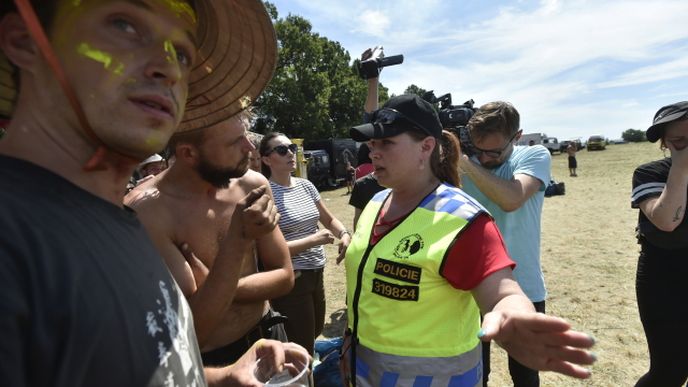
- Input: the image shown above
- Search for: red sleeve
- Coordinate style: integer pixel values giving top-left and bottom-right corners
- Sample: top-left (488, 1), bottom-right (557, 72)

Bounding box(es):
top-left (355, 164), bottom-right (374, 180)
top-left (440, 213), bottom-right (515, 290)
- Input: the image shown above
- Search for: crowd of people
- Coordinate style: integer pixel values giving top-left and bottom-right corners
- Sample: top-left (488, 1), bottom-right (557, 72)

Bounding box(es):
top-left (0, 1), bottom-right (685, 387)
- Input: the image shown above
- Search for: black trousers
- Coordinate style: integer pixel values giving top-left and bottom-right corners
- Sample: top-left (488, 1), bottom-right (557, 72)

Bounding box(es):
top-left (201, 309), bottom-right (288, 367)
top-left (634, 247), bottom-right (688, 387)
top-left (482, 301), bottom-right (546, 387)
top-left (271, 268), bottom-right (325, 355)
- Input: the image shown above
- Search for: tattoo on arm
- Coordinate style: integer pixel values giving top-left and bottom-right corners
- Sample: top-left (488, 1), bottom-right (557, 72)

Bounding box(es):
top-left (673, 206), bottom-right (684, 222)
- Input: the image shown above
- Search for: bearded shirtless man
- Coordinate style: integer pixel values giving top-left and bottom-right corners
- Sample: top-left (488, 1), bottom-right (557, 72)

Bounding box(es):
top-left (125, 112), bottom-right (293, 366)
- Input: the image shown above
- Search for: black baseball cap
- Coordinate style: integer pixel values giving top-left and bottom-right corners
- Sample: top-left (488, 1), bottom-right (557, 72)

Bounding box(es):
top-left (646, 101), bottom-right (688, 143)
top-left (350, 94), bottom-right (442, 142)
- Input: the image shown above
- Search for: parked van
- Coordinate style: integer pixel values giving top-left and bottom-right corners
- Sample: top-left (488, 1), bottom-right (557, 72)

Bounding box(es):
top-left (304, 138), bottom-right (358, 188)
top-left (303, 150), bottom-right (331, 189)
top-left (517, 132), bottom-right (560, 154)
top-left (587, 135), bottom-right (607, 151)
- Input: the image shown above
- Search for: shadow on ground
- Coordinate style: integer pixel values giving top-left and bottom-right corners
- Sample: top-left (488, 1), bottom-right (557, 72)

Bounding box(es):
top-left (322, 307), bottom-right (347, 338)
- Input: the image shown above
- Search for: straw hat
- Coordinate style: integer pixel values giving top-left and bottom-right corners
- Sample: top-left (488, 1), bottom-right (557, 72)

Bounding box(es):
top-left (0, 53), bottom-right (14, 119)
top-left (0, 0), bottom-right (277, 132)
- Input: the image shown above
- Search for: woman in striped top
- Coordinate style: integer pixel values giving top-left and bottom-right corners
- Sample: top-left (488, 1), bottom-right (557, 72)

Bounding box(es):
top-left (259, 132), bottom-right (351, 354)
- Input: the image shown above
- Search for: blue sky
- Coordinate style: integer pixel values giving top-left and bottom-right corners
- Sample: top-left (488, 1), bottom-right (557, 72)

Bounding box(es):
top-left (270, 0), bottom-right (688, 141)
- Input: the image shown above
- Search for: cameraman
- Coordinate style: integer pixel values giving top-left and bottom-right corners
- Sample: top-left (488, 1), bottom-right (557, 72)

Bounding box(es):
top-left (458, 101), bottom-right (552, 387)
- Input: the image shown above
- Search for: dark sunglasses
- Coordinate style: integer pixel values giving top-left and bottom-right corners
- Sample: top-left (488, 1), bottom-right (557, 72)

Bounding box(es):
top-left (373, 108), bottom-right (432, 136)
top-left (472, 131), bottom-right (520, 158)
top-left (266, 143), bottom-right (298, 156)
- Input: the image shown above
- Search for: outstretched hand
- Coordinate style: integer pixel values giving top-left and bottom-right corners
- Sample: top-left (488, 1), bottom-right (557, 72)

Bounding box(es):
top-left (336, 233), bottom-right (351, 264)
top-left (479, 311), bottom-right (596, 379)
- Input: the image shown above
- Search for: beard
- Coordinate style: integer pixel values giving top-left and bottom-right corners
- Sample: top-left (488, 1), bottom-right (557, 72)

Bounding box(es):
top-left (196, 154), bottom-right (248, 188)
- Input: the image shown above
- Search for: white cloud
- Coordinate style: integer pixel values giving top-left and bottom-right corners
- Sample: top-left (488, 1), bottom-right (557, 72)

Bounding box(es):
top-left (271, 0), bottom-right (688, 139)
top-left (598, 56), bottom-right (688, 88)
top-left (354, 10), bottom-right (391, 37)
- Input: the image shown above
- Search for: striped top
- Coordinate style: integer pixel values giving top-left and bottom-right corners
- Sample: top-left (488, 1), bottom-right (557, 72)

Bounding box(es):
top-left (632, 158), bottom-right (688, 250)
top-left (270, 178), bottom-right (326, 270)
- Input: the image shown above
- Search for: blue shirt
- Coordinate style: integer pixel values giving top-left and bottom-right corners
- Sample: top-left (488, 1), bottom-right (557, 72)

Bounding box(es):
top-left (461, 145), bottom-right (551, 302)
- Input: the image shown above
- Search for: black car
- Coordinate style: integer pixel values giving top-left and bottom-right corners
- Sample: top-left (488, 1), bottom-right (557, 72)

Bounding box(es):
top-left (560, 139), bottom-right (583, 152)
top-left (303, 150), bottom-right (331, 189)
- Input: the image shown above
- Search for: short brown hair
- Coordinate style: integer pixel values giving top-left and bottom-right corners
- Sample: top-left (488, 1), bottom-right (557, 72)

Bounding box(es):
top-left (166, 109), bottom-right (252, 154)
top-left (467, 101), bottom-right (520, 141)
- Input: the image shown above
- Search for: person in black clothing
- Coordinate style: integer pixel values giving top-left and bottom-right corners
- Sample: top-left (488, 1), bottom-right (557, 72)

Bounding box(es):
top-left (0, 1), bottom-right (305, 386)
top-left (631, 101), bottom-right (688, 387)
top-left (348, 174), bottom-right (384, 231)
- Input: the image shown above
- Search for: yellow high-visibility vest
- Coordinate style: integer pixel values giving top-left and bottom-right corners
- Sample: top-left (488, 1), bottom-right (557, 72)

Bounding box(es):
top-left (346, 183), bottom-right (486, 357)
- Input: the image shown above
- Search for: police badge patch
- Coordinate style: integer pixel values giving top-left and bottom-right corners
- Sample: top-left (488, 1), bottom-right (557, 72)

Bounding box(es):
top-left (393, 234), bottom-right (424, 259)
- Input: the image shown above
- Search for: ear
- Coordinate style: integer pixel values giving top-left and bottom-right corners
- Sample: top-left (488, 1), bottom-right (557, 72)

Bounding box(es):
top-left (176, 143), bottom-right (198, 164)
top-left (0, 13), bottom-right (41, 72)
top-left (261, 154), bottom-right (273, 168)
top-left (514, 129), bottom-right (523, 141)
top-left (421, 136), bottom-right (436, 156)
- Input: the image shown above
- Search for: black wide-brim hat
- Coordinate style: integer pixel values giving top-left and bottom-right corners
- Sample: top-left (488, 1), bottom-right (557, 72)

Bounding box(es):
top-left (350, 94), bottom-right (442, 142)
top-left (0, 0), bottom-right (277, 133)
top-left (646, 101), bottom-right (688, 143)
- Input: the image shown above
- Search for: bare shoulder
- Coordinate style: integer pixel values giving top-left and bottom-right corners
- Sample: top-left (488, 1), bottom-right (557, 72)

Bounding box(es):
top-left (123, 177), bottom-right (175, 235)
top-left (124, 176), bottom-right (162, 210)
top-left (237, 169), bottom-right (271, 193)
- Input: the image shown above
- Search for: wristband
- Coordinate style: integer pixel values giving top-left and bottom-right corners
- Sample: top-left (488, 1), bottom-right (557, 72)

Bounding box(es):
top-left (339, 230), bottom-right (351, 238)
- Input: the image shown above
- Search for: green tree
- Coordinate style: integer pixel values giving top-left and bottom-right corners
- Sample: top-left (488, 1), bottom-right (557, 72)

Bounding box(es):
top-left (255, 4), bottom-right (390, 139)
top-left (403, 84), bottom-right (427, 98)
top-left (622, 128), bottom-right (646, 142)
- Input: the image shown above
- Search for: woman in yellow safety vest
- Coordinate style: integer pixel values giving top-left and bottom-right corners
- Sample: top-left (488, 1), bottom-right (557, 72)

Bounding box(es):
top-left (341, 94), bottom-right (596, 387)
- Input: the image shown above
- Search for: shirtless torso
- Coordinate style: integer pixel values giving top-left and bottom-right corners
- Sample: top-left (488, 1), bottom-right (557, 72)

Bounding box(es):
top-left (126, 166), bottom-right (292, 352)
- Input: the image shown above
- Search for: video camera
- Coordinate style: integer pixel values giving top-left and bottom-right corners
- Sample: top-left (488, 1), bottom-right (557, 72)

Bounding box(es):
top-left (357, 46), bottom-right (404, 80)
top-left (422, 91), bottom-right (477, 156)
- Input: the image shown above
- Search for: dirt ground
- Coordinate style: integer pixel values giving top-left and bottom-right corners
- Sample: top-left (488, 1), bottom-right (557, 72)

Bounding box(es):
top-left (316, 141), bottom-right (663, 386)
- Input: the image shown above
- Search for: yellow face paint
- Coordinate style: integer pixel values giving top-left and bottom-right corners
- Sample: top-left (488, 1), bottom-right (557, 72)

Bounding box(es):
top-left (158, 0), bottom-right (197, 24)
top-left (163, 40), bottom-right (178, 65)
top-left (77, 43), bottom-right (125, 75)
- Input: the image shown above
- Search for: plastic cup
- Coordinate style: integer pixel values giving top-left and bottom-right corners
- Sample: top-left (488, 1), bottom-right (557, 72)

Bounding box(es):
top-left (253, 349), bottom-right (312, 387)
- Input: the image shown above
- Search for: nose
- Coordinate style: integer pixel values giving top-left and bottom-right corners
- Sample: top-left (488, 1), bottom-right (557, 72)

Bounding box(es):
top-left (368, 144), bottom-right (381, 159)
top-left (244, 136), bottom-right (256, 152)
top-left (144, 40), bottom-right (183, 86)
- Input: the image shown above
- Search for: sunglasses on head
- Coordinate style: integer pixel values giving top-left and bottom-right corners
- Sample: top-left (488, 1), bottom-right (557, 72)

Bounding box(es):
top-left (373, 108), bottom-right (431, 136)
top-left (472, 131), bottom-right (520, 158)
top-left (266, 143), bottom-right (298, 156)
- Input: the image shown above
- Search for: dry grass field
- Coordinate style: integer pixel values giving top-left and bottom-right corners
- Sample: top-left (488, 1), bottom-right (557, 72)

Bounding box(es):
top-left (316, 141), bottom-right (665, 386)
